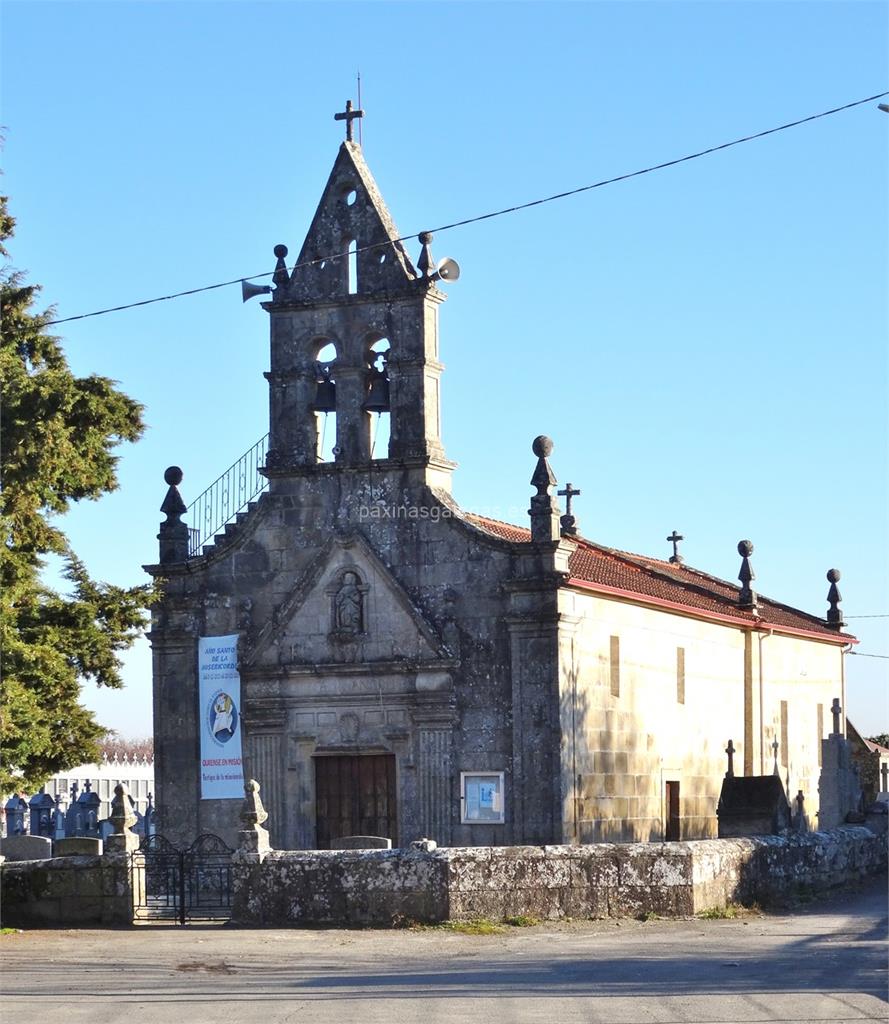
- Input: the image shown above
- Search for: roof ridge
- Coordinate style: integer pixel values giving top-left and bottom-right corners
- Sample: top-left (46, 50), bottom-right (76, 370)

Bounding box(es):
top-left (464, 512), bottom-right (848, 639)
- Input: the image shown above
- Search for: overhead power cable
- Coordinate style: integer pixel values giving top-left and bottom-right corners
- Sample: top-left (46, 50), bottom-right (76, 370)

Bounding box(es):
top-left (849, 652), bottom-right (889, 660)
top-left (45, 90), bottom-right (889, 328)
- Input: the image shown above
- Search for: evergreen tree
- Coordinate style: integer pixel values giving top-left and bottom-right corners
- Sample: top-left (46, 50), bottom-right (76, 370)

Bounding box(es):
top-left (1, 195), bottom-right (150, 792)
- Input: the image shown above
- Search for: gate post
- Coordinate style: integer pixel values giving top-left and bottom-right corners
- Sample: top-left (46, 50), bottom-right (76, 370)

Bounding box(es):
top-left (231, 779), bottom-right (273, 925)
top-left (102, 783), bottom-right (143, 924)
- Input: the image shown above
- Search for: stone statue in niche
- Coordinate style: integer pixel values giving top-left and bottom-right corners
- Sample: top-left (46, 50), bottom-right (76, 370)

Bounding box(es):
top-left (334, 571), bottom-right (364, 635)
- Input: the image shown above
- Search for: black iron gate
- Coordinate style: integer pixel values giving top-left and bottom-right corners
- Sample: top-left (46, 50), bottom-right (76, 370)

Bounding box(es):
top-left (133, 833), bottom-right (234, 924)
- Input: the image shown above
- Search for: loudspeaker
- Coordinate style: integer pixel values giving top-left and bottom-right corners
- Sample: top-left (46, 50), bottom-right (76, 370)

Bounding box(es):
top-left (241, 280), bottom-right (272, 302)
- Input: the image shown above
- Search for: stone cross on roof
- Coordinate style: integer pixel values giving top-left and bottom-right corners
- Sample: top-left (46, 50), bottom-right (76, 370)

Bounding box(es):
top-left (334, 99), bottom-right (364, 143)
top-left (557, 482), bottom-right (581, 537)
top-left (667, 530), bottom-right (684, 564)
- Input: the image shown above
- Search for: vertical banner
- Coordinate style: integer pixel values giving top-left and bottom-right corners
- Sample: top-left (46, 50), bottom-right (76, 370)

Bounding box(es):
top-left (198, 635), bottom-right (244, 799)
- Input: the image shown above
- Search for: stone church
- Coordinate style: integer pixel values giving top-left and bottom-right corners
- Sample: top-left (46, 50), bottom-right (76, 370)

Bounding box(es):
top-left (147, 112), bottom-right (854, 850)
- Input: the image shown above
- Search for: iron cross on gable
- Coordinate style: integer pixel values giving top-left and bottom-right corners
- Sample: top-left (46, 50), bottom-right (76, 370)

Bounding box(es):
top-left (667, 530), bottom-right (684, 564)
top-left (335, 99), bottom-right (364, 142)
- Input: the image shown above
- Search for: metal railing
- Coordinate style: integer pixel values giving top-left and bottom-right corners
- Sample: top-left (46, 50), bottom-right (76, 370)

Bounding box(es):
top-left (186, 434), bottom-right (269, 556)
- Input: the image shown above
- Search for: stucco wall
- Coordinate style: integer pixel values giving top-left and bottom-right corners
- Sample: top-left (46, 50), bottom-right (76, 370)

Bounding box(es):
top-left (558, 588), bottom-right (842, 843)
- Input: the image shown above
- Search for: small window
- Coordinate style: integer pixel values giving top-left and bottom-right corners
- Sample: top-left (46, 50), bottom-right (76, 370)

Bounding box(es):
top-left (345, 189), bottom-right (357, 206)
top-left (609, 636), bottom-right (620, 697)
top-left (676, 646), bottom-right (685, 704)
top-left (460, 772), bottom-right (505, 824)
top-left (347, 238), bottom-right (357, 294)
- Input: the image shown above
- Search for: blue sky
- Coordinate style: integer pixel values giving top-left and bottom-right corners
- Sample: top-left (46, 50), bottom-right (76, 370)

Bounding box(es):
top-left (3, 0), bottom-right (887, 736)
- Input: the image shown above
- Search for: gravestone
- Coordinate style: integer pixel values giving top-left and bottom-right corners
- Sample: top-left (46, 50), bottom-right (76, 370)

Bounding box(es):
top-left (330, 835), bottom-right (392, 850)
top-left (0, 834), bottom-right (52, 861)
top-left (4, 795), bottom-right (28, 835)
top-left (818, 709), bottom-right (862, 828)
top-left (54, 837), bottom-right (102, 857)
top-left (717, 776), bottom-right (791, 837)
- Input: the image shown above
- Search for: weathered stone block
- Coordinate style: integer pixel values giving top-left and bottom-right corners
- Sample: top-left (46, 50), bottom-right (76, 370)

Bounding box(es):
top-left (0, 835), bottom-right (52, 862)
top-left (54, 838), bottom-right (102, 857)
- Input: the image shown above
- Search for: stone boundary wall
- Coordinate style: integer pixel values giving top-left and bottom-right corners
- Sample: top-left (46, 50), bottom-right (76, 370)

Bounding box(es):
top-left (233, 826), bottom-right (887, 926)
top-left (0, 854), bottom-right (136, 928)
top-left (2, 827), bottom-right (883, 928)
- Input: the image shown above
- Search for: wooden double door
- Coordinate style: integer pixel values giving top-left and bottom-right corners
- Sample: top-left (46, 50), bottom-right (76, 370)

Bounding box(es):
top-left (314, 754), bottom-right (397, 849)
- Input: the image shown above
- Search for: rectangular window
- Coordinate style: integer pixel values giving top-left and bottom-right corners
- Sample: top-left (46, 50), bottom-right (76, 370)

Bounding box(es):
top-left (609, 635), bottom-right (621, 697)
top-left (817, 704), bottom-right (824, 766)
top-left (676, 646), bottom-right (686, 704)
top-left (460, 771), bottom-right (505, 824)
top-left (780, 700), bottom-right (789, 768)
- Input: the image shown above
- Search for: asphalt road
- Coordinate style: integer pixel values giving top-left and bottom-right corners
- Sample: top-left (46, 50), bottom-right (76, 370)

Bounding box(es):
top-left (3, 877), bottom-right (887, 1024)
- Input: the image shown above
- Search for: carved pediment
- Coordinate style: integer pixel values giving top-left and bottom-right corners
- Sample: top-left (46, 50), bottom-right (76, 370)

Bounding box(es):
top-left (244, 532), bottom-right (446, 670)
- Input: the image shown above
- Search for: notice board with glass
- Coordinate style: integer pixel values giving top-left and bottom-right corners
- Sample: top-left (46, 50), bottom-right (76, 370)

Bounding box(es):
top-left (460, 771), bottom-right (505, 824)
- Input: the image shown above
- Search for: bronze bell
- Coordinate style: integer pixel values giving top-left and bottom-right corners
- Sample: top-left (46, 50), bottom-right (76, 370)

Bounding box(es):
top-left (312, 378), bottom-right (336, 413)
top-left (364, 374), bottom-right (390, 413)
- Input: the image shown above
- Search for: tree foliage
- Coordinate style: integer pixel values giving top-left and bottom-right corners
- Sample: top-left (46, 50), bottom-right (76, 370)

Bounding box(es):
top-left (1, 195), bottom-right (149, 792)
top-left (867, 734), bottom-right (889, 751)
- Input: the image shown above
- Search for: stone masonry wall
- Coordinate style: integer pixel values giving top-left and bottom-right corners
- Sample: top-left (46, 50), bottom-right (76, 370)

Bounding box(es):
top-left (232, 827), bottom-right (887, 926)
top-left (3, 828), bottom-right (882, 929)
top-left (0, 855), bottom-right (136, 928)
top-left (232, 847), bottom-right (448, 926)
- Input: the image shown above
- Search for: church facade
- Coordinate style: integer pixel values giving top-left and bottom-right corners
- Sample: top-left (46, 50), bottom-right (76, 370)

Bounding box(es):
top-left (147, 126), bottom-right (853, 850)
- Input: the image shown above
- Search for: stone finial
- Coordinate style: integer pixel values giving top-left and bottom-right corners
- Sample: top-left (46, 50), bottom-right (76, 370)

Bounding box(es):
top-left (417, 231), bottom-right (435, 278)
top-left (105, 783), bottom-right (139, 855)
top-left (528, 435), bottom-right (561, 544)
top-left (725, 739), bottom-right (735, 778)
top-left (831, 697), bottom-right (842, 735)
top-left (880, 763), bottom-right (888, 793)
top-left (273, 244), bottom-right (289, 289)
top-left (237, 779), bottom-right (271, 858)
top-left (737, 540), bottom-right (757, 611)
top-left (158, 466), bottom-right (190, 564)
top-left (667, 530), bottom-right (684, 565)
top-left (557, 483), bottom-right (581, 537)
top-left (772, 737), bottom-right (780, 776)
top-left (241, 779), bottom-right (269, 827)
top-left (826, 568), bottom-right (845, 629)
top-left (109, 783), bottom-right (137, 834)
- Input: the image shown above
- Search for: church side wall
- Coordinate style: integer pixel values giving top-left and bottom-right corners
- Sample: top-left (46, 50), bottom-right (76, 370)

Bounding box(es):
top-left (559, 590), bottom-right (747, 843)
top-left (754, 634), bottom-right (842, 829)
top-left (557, 589), bottom-right (845, 843)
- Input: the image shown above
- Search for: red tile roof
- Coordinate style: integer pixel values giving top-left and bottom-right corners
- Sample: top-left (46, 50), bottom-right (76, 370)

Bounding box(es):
top-left (463, 514), bottom-right (853, 642)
